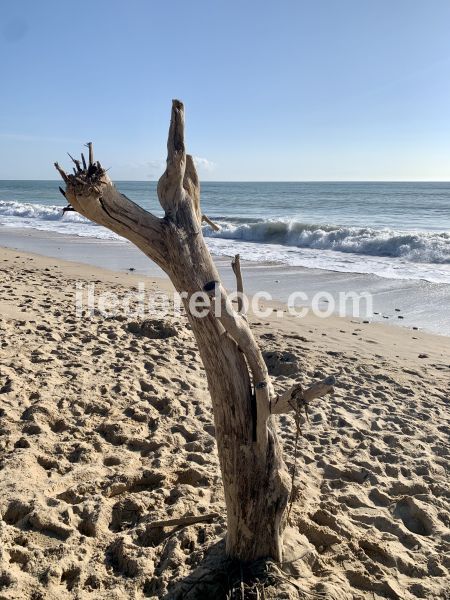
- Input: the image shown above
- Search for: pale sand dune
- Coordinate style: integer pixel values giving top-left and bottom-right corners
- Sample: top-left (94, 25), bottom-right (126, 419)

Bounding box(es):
top-left (0, 247), bottom-right (449, 599)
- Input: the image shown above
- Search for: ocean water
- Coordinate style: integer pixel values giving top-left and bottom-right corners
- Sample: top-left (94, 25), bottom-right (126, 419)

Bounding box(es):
top-left (1, 180), bottom-right (450, 283)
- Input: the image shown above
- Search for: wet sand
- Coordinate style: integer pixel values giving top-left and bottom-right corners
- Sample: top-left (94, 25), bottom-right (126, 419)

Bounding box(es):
top-left (1, 227), bottom-right (450, 335)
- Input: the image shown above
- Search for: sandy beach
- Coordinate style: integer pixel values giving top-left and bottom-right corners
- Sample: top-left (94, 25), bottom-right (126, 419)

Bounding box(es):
top-left (2, 0), bottom-right (450, 596)
top-left (0, 245), bottom-right (449, 599)
top-left (2, 227), bottom-right (450, 337)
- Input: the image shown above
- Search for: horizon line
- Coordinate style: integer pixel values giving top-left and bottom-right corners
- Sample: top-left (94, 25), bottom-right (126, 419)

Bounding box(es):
top-left (2, 179), bottom-right (450, 184)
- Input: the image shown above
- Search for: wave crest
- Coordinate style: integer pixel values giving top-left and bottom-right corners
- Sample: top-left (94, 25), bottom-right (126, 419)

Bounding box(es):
top-left (0, 199), bottom-right (90, 224)
top-left (205, 219), bottom-right (450, 264)
top-left (2, 199), bottom-right (449, 265)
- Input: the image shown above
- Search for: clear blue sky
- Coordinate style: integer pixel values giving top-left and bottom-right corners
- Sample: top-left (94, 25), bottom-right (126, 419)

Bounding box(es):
top-left (1, 0), bottom-right (450, 181)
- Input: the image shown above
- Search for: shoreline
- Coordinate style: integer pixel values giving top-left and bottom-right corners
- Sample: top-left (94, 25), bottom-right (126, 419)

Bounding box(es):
top-left (1, 226), bottom-right (450, 336)
top-left (1, 245), bottom-right (449, 362)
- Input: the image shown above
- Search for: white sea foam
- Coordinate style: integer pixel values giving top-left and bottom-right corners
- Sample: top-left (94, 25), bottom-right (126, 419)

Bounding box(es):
top-left (205, 219), bottom-right (450, 264)
top-left (0, 200), bottom-right (87, 222)
top-left (2, 200), bottom-right (450, 283)
top-left (0, 200), bottom-right (119, 240)
top-left (205, 237), bottom-right (450, 283)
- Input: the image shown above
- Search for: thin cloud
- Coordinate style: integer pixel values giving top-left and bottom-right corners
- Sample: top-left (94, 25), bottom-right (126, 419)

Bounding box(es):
top-left (193, 156), bottom-right (216, 172)
top-left (145, 156), bottom-right (216, 179)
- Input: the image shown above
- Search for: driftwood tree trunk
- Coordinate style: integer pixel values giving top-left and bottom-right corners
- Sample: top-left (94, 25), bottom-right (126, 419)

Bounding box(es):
top-left (55, 100), bottom-right (334, 562)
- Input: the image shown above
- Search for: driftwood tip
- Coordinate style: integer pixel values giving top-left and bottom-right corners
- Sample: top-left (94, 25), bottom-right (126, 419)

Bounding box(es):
top-left (85, 142), bottom-right (94, 167)
top-left (54, 162), bottom-right (68, 182)
top-left (172, 99), bottom-right (184, 110)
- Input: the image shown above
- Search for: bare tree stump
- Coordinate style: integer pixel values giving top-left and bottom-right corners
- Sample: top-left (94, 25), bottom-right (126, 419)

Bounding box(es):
top-left (55, 100), bottom-right (335, 562)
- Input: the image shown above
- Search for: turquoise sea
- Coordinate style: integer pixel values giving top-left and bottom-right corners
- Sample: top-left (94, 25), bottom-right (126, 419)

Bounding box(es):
top-left (0, 180), bottom-right (449, 283)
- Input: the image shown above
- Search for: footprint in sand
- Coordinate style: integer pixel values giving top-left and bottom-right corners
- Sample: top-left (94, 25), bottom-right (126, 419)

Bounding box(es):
top-left (393, 497), bottom-right (433, 536)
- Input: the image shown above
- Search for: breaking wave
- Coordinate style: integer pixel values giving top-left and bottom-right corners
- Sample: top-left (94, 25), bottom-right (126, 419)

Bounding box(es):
top-left (205, 219), bottom-right (450, 264)
top-left (0, 199), bottom-right (89, 223)
top-left (1, 200), bottom-right (449, 271)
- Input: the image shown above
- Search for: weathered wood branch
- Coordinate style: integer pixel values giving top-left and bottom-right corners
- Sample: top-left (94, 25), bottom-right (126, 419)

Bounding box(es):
top-left (86, 141), bottom-right (94, 167)
top-left (304, 375), bottom-right (336, 402)
top-left (157, 99), bottom-right (186, 217)
top-left (271, 375), bottom-right (336, 415)
top-left (183, 154), bottom-right (201, 224)
top-left (54, 158), bottom-right (167, 268)
top-left (146, 512), bottom-right (220, 530)
top-left (204, 282), bottom-right (272, 448)
top-left (67, 153), bottom-right (81, 172)
top-left (231, 254), bottom-right (244, 313)
top-left (54, 162), bottom-right (68, 183)
top-left (202, 214), bottom-right (221, 231)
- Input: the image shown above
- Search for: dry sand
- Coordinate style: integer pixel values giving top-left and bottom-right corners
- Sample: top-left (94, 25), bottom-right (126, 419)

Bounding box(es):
top-left (0, 247), bottom-right (449, 599)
